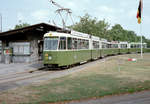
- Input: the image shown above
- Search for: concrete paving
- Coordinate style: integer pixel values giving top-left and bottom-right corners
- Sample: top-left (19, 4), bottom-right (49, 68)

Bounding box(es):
top-left (68, 91), bottom-right (150, 104)
top-left (0, 61), bottom-right (44, 76)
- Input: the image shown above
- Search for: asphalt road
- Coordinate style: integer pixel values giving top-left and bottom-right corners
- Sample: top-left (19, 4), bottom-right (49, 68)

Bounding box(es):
top-left (67, 91), bottom-right (150, 104)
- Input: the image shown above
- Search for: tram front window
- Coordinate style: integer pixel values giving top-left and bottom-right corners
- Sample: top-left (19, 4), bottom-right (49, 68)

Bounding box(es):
top-left (44, 37), bottom-right (58, 50)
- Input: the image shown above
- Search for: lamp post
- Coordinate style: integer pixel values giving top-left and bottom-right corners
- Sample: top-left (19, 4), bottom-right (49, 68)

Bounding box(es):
top-left (0, 13), bottom-right (2, 32)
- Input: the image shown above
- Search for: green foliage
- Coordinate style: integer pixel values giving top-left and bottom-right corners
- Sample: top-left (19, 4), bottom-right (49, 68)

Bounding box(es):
top-left (71, 13), bottom-right (109, 38)
top-left (14, 23), bottom-right (30, 29)
top-left (108, 24), bottom-right (140, 42)
top-left (70, 13), bottom-right (150, 47)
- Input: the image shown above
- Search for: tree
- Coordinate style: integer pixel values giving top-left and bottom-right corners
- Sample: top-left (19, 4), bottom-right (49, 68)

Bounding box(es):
top-left (71, 13), bottom-right (110, 38)
top-left (14, 23), bottom-right (30, 29)
top-left (70, 14), bottom-right (150, 47)
top-left (108, 24), bottom-right (124, 41)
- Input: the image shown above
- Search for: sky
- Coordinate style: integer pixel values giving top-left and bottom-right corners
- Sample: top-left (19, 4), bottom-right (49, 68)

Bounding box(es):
top-left (0, 0), bottom-right (150, 39)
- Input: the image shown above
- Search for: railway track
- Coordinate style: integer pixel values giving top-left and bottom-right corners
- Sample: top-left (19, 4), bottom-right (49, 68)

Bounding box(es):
top-left (0, 55), bottom-right (115, 86)
top-left (0, 58), bottom-right (97, 92)
top-left (0, 68), bottom-right (57, 84)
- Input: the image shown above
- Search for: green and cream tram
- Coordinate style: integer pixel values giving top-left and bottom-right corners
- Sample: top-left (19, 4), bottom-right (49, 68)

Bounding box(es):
top-left (43, 30), bottom-right (150, 68)
top-left (43, 31), bottom-right (99, 67)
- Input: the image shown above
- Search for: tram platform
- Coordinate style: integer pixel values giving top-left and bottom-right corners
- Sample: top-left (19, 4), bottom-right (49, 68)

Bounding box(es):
top-left (0, 61), bottom-right (44, 76)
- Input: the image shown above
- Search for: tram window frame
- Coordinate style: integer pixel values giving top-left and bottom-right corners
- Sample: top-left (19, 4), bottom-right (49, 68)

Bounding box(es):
top-left (59, 37), bottom-right (67, 50)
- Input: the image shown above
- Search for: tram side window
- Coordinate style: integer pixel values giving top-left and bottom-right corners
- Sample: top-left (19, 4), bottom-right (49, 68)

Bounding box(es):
top-left (71, 38), bottom-right (77, 49)
top-left (67, 38), bottom-right (89, 50)
top-left (85, 40), bottom-right (89, 49)
top-left (81, 39), bottom-right (85, 49)
top-left (111, 44), bottom-right (114, 48)
top-left (80, 39), bottom-right (84, 49)
top-left (67, 38), bottom-right (79, 50)
top-left (137, 45), bottom-right (140, 48)
top-left (102, 43), bottom-right (107, 48)
top-left (78, 39), bottom-right (81, 49)
top-left (97, 42), bottom-right (100, 49)
top-left (115, 44), bottom-right (119, 48)
top-left (81, 39), bottom-right (89, 49)
top-left (67, 37), bottom-right (72, 50)
top-left (108, 44), bottom-right (111, 48)
top-left (120, 44), bottom-right (127, 48)
top-left (143, 44), bottom-right (147, 48)
top-left (75, 38), bottom-right (78, 49)
top-left (111, 44), bottom-right (118, 48)
top-left (131, 45), bottom-right (136, 48)
top-left (59, 37), bottom-right (66, 50)
top-left (93, 41), bottom-right (99, 49)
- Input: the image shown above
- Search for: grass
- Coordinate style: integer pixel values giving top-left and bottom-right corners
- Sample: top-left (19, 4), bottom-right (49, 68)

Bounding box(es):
top-left (0, 53), bottom-right (150, 104)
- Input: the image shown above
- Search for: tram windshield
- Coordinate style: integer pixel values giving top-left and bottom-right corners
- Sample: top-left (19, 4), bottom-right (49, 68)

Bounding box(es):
top-left (44, 37), bottom-right (58, 50)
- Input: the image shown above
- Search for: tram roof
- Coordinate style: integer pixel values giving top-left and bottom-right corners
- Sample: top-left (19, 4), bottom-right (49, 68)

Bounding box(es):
top-left (91, 35), bottom-right (100, 41)
top-left (119, 42), bottom-right (128, 44)
top-left (71, 30), bottom-right (90, 38)
top-left (130, 42), bottom-right (147, 45)
top-left (44, 31), bottom-right (90, 40)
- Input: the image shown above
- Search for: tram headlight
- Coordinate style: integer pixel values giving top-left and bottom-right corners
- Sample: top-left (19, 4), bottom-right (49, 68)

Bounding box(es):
top-left (48, 56), bottom-right (52, 60)
top-left (45, 53), bottom-right (48, 57)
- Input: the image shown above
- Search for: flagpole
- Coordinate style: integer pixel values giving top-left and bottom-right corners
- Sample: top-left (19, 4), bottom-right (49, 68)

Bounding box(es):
top-left (137, 0), bottom-right (143, 59)
top-left (140, 23), bottom-right (143, 59)
top-left (140, 0), bottom-right (143, 59)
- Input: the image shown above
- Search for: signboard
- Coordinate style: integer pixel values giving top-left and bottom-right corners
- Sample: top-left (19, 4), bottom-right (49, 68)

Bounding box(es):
top-left (11, 42), bottom-right (30, 55)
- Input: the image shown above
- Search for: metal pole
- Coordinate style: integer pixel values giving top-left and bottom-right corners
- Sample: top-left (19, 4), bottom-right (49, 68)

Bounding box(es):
top-left (0, 13), bottom-right (2, 32)
top-left (140, 23), bottom-right (143, 58)
top-left (141, 0), bottom-right (143, 59)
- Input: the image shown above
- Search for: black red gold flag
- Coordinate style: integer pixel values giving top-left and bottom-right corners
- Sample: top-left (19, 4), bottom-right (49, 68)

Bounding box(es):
top-left (136, 0), bottom-right (143, 24)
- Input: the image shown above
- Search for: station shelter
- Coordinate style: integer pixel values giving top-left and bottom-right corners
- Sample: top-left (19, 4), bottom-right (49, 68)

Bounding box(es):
top-left (0, 23), bottom-right (68, 63)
